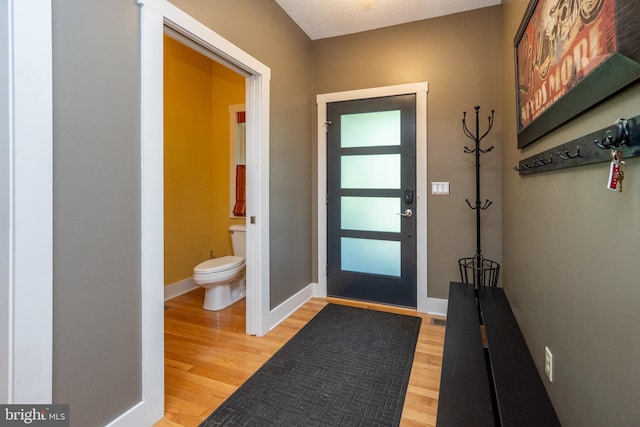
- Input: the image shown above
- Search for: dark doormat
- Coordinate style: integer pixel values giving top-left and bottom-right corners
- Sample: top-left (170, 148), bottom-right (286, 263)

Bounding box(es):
top-left (199, 303), bottom-right (422, 427)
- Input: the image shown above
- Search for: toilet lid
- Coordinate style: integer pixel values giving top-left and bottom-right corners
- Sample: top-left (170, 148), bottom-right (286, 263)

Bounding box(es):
top-left (194, 256), bottom-right (244, 274)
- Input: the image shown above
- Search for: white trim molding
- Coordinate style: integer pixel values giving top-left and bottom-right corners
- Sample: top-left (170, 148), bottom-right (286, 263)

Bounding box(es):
top-left (267, 283), bottom-right (315, 332)
top-left (164, 278), bottom-right (197, 301)
top-left (135, 0), bottom-right (166, 424)
top-left (427, 297), bottom-right (448, 317)
top-left (0, 0), bottom-right (53, 404)
top-left (316, 83), bottom-right (430, 313)
top-left (134, 0), bottom-right (271, 424)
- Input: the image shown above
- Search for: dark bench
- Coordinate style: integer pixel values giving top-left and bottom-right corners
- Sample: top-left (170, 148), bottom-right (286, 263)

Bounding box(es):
top-left (436, 282), bottom-right (495, 426)
top-left (436, 282), bottom-right (561, 426)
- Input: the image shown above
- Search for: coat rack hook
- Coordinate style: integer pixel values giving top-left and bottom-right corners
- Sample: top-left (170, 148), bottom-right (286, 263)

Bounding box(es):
top-left (480, 145), bottom-right (495, 153)
top-left (594, 119), bottom-right (629, 149)
top-left (462, 106), bottom-right (494, 146)
top-left (465, 199), bottom-right (476, 210)
top-left (478, 109), bottom-right (495, 143)
top-left (462, 111), bottom-right (475, 140)
top-left (557, 145), bottom-right (580, 160)
top-left (536, 155), bottom-right (553, 166)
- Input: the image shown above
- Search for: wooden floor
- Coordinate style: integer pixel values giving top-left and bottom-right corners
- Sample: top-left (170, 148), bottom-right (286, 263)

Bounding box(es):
top-left (155, 288), bottom-right (445, 426)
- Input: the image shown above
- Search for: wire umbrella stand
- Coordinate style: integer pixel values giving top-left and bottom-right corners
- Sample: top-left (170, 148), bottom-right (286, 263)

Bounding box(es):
top-left (458, 106), bottom-right (500, 288)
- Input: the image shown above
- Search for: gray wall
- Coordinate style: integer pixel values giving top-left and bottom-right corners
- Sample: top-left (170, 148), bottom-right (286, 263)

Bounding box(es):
top-left (501, 0), bottom-right (640, 425)
top-left (169, 0), bottom-right (314, 308)
top-left (51, 0), bottom-right (315, 424)
top-left (51, 1), bottom-right (314, 423)
top-left (312, 7), bottom-right (503, 300)
top-left (52, 1), bottom-right (141, 426)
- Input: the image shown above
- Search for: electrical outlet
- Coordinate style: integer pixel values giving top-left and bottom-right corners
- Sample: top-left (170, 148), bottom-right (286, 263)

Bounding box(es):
top-left (544, 346), bottom-right (553, 382)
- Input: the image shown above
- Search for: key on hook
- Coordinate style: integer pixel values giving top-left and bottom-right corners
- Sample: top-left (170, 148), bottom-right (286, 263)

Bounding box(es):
top-left (608, 149), bottom-right (625, 193)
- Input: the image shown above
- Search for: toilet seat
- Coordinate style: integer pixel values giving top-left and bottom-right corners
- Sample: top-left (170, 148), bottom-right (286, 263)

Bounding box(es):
top-left (193, 256), bottom-right (245, 284)
top-left (194, 256), bottom-right (244, 273)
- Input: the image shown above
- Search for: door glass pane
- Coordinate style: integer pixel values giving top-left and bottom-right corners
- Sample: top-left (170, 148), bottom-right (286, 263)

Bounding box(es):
top-left (341, 237), bottom-right (401, 277)
top-left (341, 154), bottom-right (400, 189)
top-left (341, 197), bottom-right (400, 232)
top-left (341, 110), bottom-right (401, 148)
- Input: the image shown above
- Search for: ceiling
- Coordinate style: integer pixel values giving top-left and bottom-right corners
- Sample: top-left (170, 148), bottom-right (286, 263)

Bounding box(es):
top-left (276, 0), bottom-right (502, 40)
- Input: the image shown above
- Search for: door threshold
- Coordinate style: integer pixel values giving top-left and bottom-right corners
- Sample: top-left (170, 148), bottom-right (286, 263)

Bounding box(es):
top-left (326, 297), bottom-right (419, 316)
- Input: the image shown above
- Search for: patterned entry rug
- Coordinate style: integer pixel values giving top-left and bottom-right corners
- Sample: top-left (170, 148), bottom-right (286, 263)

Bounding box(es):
top-left (199, 303), bottom-right (422, 427)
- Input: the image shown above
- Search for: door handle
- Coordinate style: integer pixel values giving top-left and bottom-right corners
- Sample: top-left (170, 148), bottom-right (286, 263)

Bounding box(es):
top-left (397, 209), bottom-right (412, 218)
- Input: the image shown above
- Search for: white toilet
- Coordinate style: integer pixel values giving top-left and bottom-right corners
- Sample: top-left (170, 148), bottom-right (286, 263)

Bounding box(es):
top-left (193, 224), bottom-right (246, 311)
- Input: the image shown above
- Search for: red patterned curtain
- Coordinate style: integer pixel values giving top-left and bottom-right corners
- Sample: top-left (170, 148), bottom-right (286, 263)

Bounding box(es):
top-left (233, 164), bottom-right (246, 217)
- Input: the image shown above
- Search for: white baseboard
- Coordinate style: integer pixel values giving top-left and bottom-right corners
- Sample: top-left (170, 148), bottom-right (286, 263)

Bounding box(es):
top-left (264, 282), bottom-right (448, 329)
top-left (105, 398), bottom-right (163, 427)
top-left (426, 297), bottom-right (448, 317)
top-left (267, 283), bottom-right (315, 331)
top-left (164, 278), bottom-right (197, 301)
top-left (311, 281), bottom-right (326, 297)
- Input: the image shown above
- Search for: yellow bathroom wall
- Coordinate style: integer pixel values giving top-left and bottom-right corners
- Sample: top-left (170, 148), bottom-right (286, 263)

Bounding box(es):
top-left (164, 36), bottom-right (213, 285)
top-left (164, 36), bottom-right (245, 286)
top-left (210, 62), bottom-right (245, 259)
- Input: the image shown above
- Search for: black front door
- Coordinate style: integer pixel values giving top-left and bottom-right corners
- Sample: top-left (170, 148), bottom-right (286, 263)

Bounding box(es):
top-left (326, 94), bottom-right (417, 308)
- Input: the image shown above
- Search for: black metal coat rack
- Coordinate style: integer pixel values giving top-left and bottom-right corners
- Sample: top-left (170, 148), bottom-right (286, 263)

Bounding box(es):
top-left (459, 106), bottom-right (500, 287)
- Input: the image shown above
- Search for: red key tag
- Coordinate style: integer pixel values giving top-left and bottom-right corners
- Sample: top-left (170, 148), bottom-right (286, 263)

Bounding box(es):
top-left (607, 149), bottom-right (624, 192)
top-left (607, 161), bottom-right (620, 191)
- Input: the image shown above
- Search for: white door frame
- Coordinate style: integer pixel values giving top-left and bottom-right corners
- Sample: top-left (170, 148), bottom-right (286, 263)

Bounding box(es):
top-left (316, 83), bottom-right (429, 313)
top-left (0, 0), bottom-right (53, 404)
top-left (1, 0), bottom-right (272, 421)
top-left (139, 0), bottom-right (271, 336)
top-left (132, 0), bottom-right (271, 424)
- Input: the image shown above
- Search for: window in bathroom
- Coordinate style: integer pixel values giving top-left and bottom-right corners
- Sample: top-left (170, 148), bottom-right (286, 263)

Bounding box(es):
top-left (229, 104), bottom-right (246, 217)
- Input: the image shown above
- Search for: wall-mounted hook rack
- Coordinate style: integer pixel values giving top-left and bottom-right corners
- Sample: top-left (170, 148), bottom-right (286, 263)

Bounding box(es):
top-left (514, 115), bottom-right (640, 175)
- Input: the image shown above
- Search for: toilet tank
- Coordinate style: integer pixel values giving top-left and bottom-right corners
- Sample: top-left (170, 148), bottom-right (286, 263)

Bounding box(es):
top-left (229, 224), bottom-right (246, 257)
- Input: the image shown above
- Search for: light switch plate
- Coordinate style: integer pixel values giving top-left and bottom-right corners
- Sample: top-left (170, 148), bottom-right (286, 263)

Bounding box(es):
top-left (431, 182), bottom-right (450, 195)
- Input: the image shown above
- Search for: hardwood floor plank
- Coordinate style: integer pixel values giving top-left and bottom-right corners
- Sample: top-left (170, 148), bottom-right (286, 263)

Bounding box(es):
top-left (156, 289), bottom-right (443, 426)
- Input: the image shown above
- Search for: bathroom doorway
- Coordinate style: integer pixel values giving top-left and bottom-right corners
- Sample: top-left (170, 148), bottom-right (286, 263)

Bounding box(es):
top-left (139, 3), bottom-right (272, 422)
top-left (163, 33), bottom-right (247, 317)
